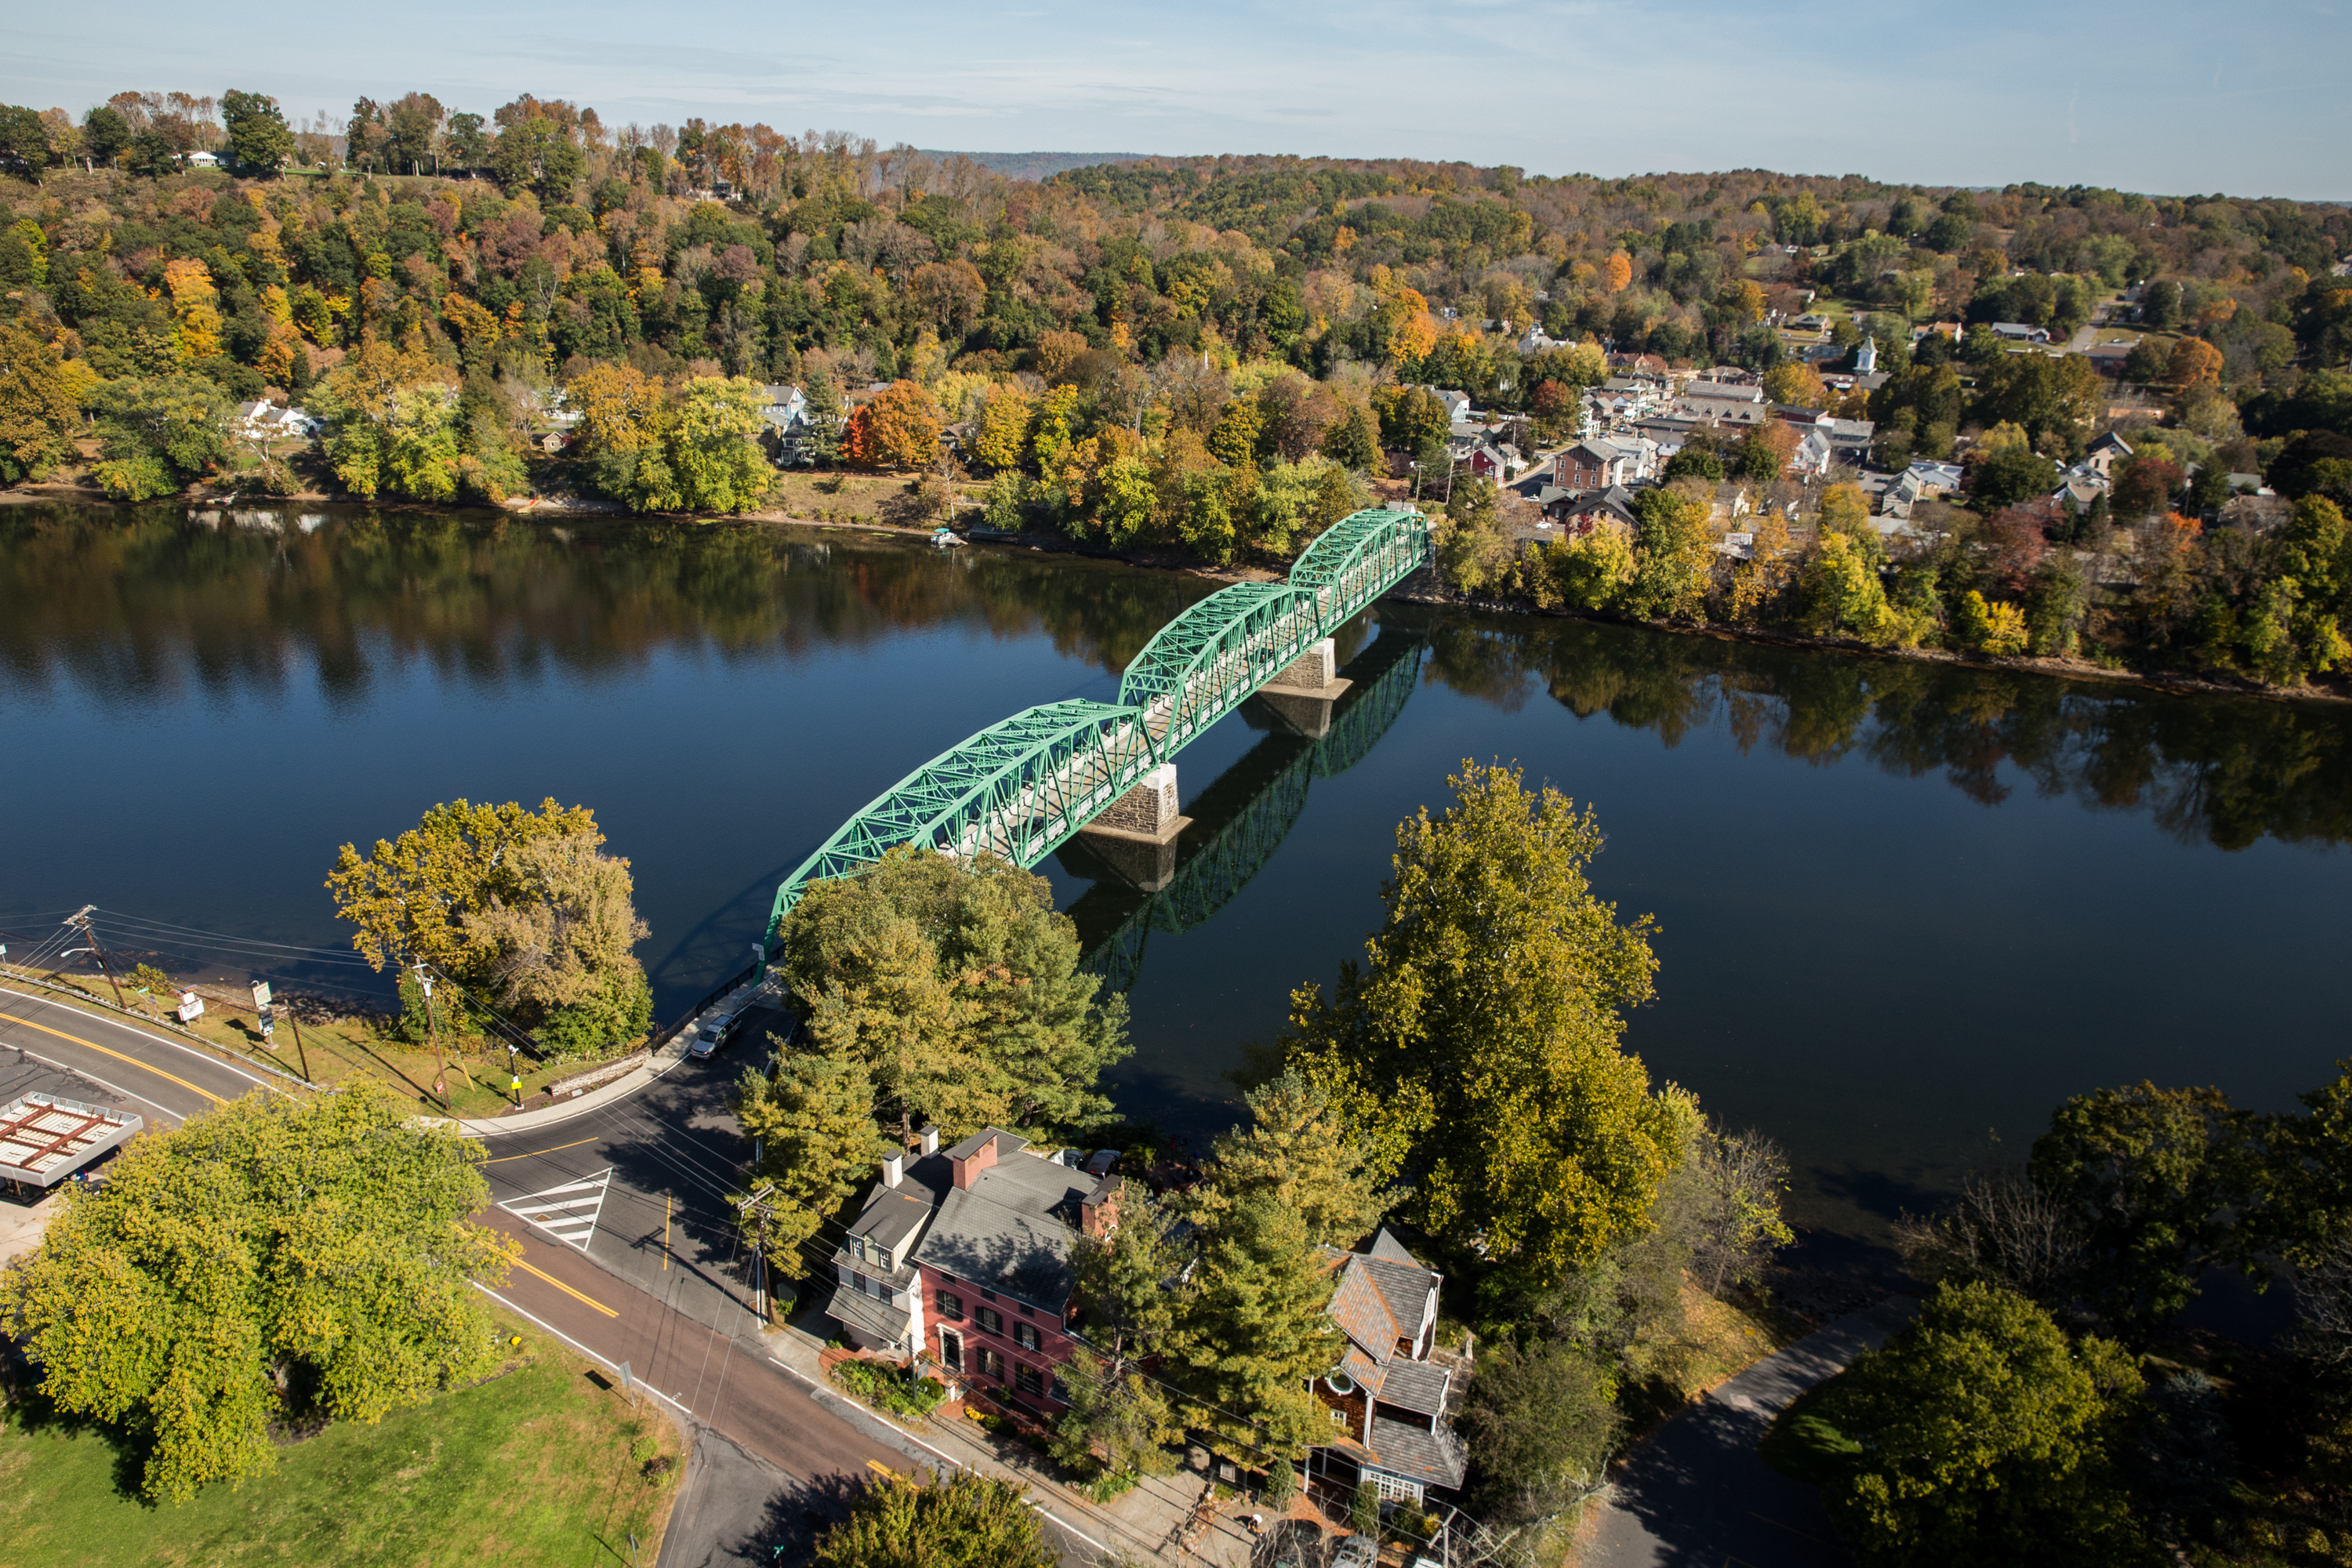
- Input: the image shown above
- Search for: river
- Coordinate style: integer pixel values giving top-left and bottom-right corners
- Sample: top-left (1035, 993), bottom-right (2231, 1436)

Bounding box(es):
top-left (4, 501), bottom-right (2348, 1254)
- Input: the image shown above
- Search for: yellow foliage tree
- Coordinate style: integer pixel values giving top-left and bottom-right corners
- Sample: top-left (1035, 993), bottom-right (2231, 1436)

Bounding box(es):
top-left (974, 382), bottom-right (1034, 473)
top-left (162, 258), bottom-right (221, 362)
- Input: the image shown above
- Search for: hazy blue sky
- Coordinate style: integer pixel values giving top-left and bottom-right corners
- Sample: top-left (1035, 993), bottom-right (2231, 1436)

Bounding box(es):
top-left (7, 0), bottom-right (2349, 198)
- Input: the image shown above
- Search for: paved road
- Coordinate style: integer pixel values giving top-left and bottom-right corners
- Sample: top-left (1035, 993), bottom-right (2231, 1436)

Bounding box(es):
top-left (1581, 1297), bottom-right (1918, 1568)
top-left (0, 981), bottom-right (284, 1126)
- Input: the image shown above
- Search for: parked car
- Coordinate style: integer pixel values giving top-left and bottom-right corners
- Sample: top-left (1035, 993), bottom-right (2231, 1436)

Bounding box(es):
top-left (1331, 1536), bottom-right (1380, 1568)
top-left (689, 1011), bottom-right (740, 1059)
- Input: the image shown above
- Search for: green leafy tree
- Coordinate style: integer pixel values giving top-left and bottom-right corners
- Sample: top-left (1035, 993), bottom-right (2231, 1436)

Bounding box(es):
top-left (802, 366), bottom-right (845, 465)
top-left (1162, 1196), bottom-right (1341, 1464)
top-left (1456, 1340), bottom-right (1620, 1536)
top-left (1436, 473), bottom-right (1515, 594)
top-left (0, 1083), bottom-right (518, 1503)
top-left (2028, 1082), bottom-right (2256, 1340)
top-left (79, 105), bottom-right (130, 169)
top-left (1285, 761), bottom-right (1686, 1292)
top-left (814, 1472), bottom-right (1055, 1568)
top-left (1050, 1348), bottom-right (1183, 1479)
top-left (457, 826), bottom-right (654, 1049)
top-left (779, 848), bottom-right (1131, 1142)
top-left (2239, 496), bottom-right (2351, 686)
top-left (1969, 446), bottom-right (2062, 514)
top-left (1818, 1283), bottom-right (2155, 1566)
top-left (91, 373), bottom-right (227, 499)
top-left (1189, 1072), bottom-right (1388, 1248)
top-left (1801, 531), bottom-right (1906, 645)
top-left (1622, 486), bottom-right (1713, 622)
top-left (220, 89), bottom-right (293, 174)
top-left (734, 1049), bottom-right (889, 1280)
top-left (667, 376), bottom-right (774, 512)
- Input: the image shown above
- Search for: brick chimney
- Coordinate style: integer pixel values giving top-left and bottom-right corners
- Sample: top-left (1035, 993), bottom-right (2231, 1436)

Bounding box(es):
top-left (1081, 1174), bottom-right (1123, 1239)
top-left (949, 1132), bottom-right (998, 1191)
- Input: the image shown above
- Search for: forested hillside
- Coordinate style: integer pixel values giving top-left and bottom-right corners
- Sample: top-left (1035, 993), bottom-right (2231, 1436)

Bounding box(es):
top-left (2, 89), bottom-right (2348, 683)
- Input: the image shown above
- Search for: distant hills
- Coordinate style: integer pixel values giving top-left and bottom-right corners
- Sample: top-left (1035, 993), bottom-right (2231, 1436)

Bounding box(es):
top-left (917, 151), bottom-right (1151, 182)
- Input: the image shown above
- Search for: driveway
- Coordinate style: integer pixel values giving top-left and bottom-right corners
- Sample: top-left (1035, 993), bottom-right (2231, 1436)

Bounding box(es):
top-left (1581, 1297), bottom-right (1916, 1568)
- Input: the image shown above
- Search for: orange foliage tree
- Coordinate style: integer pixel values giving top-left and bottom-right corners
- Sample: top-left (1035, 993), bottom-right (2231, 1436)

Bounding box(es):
top-left (844, 379), bottom-right (945, 471)
top-left (1602, 251), bottom-right (1634, 294)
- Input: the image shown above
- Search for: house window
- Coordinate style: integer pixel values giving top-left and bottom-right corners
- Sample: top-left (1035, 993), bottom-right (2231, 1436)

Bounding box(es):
top-left (1329, 1407), bottom-right (1347, 1427)
top-left (975, 1306), bottom-right (1003, 1336)
top-left (1013, 1322), bottom-right (1040, 1352)
top-left (937, 1290), bottom-right (964, 1322)
top-left (977, 1348), bottom-right (1004, 1381)
top-left (1018, 1303), bottom-right (1033, 1318)
top-left (1014, 1363), bottom-right (1044, 1396)
top-left (1370, 1472), bottom-right (1425, 1504)
top-left (979, 1288), bottom-right (997, 1301)
top-left (939, 1330), bottom-right (962, 1373)
top-left (1049, 1376), bottom-right (1068, 1403)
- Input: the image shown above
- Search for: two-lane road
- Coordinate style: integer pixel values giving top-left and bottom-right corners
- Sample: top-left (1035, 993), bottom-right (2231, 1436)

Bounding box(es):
top-left (0, 981), bottom-right (285, 1125)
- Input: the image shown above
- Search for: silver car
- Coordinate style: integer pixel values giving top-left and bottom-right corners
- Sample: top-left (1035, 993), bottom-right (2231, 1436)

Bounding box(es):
top-left (689, 1011), bottom-right (739, 1059)
top-left (1330, 1536), bottom-right (1380, 1568)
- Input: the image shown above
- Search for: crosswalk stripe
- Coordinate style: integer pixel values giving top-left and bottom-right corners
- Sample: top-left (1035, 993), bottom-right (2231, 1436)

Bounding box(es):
top-left (497, 1168), bottom-right (612, 1254)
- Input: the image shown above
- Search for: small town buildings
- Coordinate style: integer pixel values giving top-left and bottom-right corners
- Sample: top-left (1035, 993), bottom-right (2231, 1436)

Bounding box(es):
top-left (1672, 380), bottom-right (1769, 427)
top-left (1305, 1229), bottom-right (1468, 1506)
top-left (1466, 442), bottom-right (1527, 482)
top-left (2083, 431), bottom-right (2132, 477)
top-left (1989, 322), bottom-right (2053, 343)
top-left (1550, 436), bottom-right (1656, 492)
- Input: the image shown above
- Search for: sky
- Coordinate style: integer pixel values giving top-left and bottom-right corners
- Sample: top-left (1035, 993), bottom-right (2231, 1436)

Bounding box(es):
top-left (5, 0), bottom-right (2350, 199)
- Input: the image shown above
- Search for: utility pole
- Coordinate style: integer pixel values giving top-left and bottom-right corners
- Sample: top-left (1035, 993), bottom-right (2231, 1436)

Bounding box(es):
top-left (417, 962), bottom-right (448, 1109)
top-left (66, 906), bottom-right (127, 1012)
top-left (746, 1181), bottom-right (775, 1323)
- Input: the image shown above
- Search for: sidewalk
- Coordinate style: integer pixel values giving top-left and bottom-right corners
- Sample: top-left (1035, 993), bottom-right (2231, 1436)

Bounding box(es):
top-left (432, 974), bottom-right (780, 1138)
top-left (763, 1312), bottom-right (1257, 1566)
top-left (1580, 1295), bottom-right (1918, 1568)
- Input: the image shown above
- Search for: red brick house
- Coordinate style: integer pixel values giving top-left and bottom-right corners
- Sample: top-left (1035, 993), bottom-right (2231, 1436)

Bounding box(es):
top-left (826, 1126), bottom-right (1120, 1418)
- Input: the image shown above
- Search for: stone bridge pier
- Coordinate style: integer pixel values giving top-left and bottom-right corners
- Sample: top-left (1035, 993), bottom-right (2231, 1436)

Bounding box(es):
top-left (1256, 638), bottom-right (1353, 739)
top-left (1076, 762), bottom-right (1191, 891)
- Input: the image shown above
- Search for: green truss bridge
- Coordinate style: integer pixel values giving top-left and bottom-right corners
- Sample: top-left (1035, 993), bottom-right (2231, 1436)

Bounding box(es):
top-left (761, 506), bottom-right (1433, 955)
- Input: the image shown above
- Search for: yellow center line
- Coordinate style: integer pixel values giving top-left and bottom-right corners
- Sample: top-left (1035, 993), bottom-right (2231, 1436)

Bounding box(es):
top-left (2, 1015), bottom-right (225, 1105)
top-left (482, 1134), bottom-right (602, 1164)
top-left (866, 1460), bottom-right (897, 1479)
top-left (509, 1255), bottom-right (619, 1319)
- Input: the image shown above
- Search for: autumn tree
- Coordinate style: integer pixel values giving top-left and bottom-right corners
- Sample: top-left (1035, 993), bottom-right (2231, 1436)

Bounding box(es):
top-left (734, 1049), bottom-right (889, 1280)
top-left (1621, 485), bottom-right (1713, 622)
top-left (0, 318), bottom-right (85, 481)
top-left (0, 1083), bottom-right (518, 1502)
top-left (777, 848), bottom-right (1131, 1142)
top-left (1286, 762), bottom-right (1687, 1292)
top-left (91, 373), bottom-right (228, 499)
top-left (972, 382), bottom-right (1033, 473)
top-left (1189, 1072), bottom-right (1388, 1248)
top-left (844, 379), bottom-right (945, 471)
top-left (1762, 361), bottom-right (1829, 408)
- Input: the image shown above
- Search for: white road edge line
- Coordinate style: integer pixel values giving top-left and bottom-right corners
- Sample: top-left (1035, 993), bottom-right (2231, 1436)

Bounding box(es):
top-left (470, 1281), bottom-right (695, 1421)
top-left (764, 1356), bottom-right (1116, 1556)
top-left (0, 982), bottom-right (285, 1094)
top-left (5, 1045), bottom-right (188, 1121)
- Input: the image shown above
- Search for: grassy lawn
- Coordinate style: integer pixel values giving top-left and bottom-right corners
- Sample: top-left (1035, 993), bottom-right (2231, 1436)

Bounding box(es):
top-left (0, 1315), bottom-right (680, 1568)
top-left (5, 974), bottom-right (659, 1120)
top-left (1757, 1373), bottom-right (1861, 1486)
top-left (757, 470), bottom-right (986, 528)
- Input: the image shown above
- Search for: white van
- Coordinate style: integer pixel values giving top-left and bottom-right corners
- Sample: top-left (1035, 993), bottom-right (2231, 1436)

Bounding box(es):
top-left (689, 1011), bottom-right (740, 1059)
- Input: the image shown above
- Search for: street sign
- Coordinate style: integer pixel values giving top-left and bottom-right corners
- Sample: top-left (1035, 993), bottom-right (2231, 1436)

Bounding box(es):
top-left (257, 1005), bottom-right (275, 1040)
top-left (250, 981), bottom-right (271, 1009)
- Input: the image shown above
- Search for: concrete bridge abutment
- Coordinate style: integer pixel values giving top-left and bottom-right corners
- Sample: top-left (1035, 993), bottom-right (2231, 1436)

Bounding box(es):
top-left (1258, 637), bottom-right (1352, 739)
top-left (1078, 762), bottom-right (1190, 891)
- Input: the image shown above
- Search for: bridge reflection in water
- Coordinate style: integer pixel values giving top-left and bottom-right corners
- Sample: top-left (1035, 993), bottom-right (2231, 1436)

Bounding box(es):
top-left (1064, 626), bottom-right (1428, 996)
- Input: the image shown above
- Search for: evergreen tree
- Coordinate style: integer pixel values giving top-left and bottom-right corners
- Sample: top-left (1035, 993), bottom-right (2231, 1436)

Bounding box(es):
top-left (1163, 1197), bottom-right (1341, 1465)
top-left (732, 1048), bottom-right (890, 1280)
top-left (815, 1472), bottom-right (1054, 1568)
top-left (803, 366), bottom-right (845, 466)
top-left (1320, 402), bottom-right (1380, 470)
top-left (779, 848), bottom-right (1131, 1142)
top-left (1190, 1072), bottom-right (1388, 1248)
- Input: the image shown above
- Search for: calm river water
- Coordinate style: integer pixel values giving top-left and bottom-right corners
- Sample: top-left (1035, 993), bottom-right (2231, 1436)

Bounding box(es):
top-left (5, 502), bottom-right (2348, 1250)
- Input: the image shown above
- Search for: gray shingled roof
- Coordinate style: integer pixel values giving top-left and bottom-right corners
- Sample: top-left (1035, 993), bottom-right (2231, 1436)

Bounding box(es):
top-left (1368, 1415), bottom-right (1469, 1490)
top-left (826, 1283), bottom-right (910, 1346)
top-left (1377, 1358), bottom-right (1451, 1418)
top-left (913, 1149), bottom-right (1091, 1311)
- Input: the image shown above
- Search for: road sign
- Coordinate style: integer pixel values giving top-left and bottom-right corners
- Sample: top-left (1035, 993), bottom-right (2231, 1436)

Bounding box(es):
top-left (257, 1004), bottom-right (275, 1040)
top-left (250, 981), bottom-right (271, 1009)
top-left (176, 991), bottom-right (205, 1024)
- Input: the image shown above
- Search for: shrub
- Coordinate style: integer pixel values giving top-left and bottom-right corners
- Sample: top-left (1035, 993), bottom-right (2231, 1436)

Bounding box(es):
top-left (829, 1358), bottom-right (947, 1420)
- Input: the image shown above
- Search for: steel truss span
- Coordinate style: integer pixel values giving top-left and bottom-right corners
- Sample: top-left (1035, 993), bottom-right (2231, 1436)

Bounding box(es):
top-left (764, 507), bottom-right (1432, 948)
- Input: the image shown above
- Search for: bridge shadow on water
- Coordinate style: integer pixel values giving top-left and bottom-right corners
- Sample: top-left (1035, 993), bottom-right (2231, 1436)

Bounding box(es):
top-left (1065, 625), bottom-right (1429, 996)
